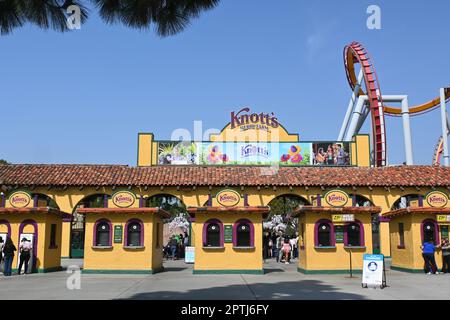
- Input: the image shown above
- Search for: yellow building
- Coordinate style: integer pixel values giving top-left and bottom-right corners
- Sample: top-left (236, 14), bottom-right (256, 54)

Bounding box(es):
top-left (383, 190), bottom-right (450, 273)
top-left (1, 109), bottom-right (450, 274)
top-left (187, 189), bottom-right (269, 274)
top-left (0, 190), bottom-right (67, 273)
top-left (78, 207), bottom-right (168, 274)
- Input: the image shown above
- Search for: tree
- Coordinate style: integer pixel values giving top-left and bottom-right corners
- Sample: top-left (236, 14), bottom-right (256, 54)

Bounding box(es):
top-left (0, 159), bottom-right (9, 165)
top-left (0, 0), bottom-right (220, 37)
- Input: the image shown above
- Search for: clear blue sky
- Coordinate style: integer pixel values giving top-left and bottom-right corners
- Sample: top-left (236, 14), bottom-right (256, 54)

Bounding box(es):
top-left (1, 0), bottom-right (448, 166)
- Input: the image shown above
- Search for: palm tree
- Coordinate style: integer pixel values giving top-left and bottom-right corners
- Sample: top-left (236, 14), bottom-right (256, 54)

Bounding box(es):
top-left (0, 0), bottom-right (220, 36)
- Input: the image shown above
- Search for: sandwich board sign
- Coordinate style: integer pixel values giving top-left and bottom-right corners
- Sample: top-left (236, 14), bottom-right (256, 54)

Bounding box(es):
top-left (185, 246), bottom-right (195, 264)
top-left (362, 254), bottom-right (386, 289)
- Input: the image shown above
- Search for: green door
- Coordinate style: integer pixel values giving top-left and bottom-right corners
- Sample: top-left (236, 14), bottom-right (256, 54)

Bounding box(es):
top-left (70, 230), bottom-right (84, 258)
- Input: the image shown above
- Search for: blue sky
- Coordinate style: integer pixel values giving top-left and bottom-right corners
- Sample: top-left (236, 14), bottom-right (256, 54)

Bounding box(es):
top-left (1, 0), bottom-right (448, 166)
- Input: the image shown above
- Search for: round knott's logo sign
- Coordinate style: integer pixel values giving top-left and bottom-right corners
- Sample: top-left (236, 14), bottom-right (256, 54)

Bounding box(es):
top-left (426, 191), bottom-right (448, 208)
top-left (112, 191), bottom-right (136, 208)
top-left (324, 190), bottom-right (349, 207)
top-left (9, 191), bottom-right (32, 208)
top-left (216, 189), bottom-right (241, 207)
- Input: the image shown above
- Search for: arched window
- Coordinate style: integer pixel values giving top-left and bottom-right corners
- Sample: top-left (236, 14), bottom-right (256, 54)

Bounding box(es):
top-left (94, 220), bottom-right (111, 246)
top-left (392, 194), bottom-right (423, 210)
top-left (203, 219), bottom-right (223, 247)
top-left (421, 219), bottom-right (439, 245)
top-left (126, 219), bottom-right (143, 247)
top-left (315, 219), bottom-right (334, 247)
top-left (349, 194), bottom-right (373, 207)
top-left (233, 219), bottom-right (254, 247)
top-left (345, 221), bottom-right (365, 247)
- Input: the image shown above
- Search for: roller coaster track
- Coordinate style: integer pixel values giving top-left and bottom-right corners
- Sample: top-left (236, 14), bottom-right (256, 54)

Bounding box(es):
top-left (344, 41), bottom-right (450, 166)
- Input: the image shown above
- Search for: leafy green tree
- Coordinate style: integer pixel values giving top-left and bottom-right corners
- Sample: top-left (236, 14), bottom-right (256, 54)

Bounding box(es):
top-left (0, 0), bottom-right (220, 36)
top-left (0, 159), bottom-right (9, 165)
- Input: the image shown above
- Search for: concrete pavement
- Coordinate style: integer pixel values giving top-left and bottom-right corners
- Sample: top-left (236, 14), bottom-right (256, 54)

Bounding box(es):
top-left (0, 258), bottom-right (448, 300)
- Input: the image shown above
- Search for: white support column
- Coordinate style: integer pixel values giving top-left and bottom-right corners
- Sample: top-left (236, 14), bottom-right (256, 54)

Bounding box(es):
top-left (440, 88), bottom-right (449, 166)
top-left (338, 70), bottom-right (364, 141)
top-left (401, 96), bottom-right (414, 165)
top-left (344, 96), bottom-right (367, 141)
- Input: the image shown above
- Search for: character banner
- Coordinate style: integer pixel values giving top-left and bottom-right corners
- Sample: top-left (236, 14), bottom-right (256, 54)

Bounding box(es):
top-left (158, 141), bottom-right (351, 166)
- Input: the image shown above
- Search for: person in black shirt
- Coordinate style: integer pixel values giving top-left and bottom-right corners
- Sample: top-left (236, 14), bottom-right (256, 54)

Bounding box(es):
top-left (2, 237), bottom-right (16, 276)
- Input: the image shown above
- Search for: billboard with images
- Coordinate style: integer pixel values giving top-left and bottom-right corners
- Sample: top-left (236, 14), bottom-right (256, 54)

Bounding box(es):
top-left (158, 141), bottom-right (350, 166)
top-left (312, 142), bottom-right (351, 166)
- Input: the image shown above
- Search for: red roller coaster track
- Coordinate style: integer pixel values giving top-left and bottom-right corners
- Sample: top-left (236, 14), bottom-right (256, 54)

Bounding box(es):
top-left (344, 42), bottom-right (450, 166)
top-left (344, 42), bottom-right (386, 167)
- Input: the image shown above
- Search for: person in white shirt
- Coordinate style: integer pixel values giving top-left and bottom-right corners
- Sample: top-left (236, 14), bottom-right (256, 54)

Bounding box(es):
top-left (289, 236), bottom-right (298, 260)
top-left (18, 238), bottom-right (32, 275)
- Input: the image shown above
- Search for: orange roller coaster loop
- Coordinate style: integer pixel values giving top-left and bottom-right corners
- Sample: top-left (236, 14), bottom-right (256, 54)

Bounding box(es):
top-left (344, 41), bottom-right (450, 166)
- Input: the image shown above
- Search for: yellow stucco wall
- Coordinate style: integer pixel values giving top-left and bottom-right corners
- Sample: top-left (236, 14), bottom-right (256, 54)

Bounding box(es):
top-left (0, 213), bottom-right (62, 272)
top-left (298, 212), bottom-right (373, 273)
top-left (83, 213), bottom-right (163, 273)
top-left (390, 213), bottom-right (445, 272)
top-left (192, 212), bottom-right (263, 272)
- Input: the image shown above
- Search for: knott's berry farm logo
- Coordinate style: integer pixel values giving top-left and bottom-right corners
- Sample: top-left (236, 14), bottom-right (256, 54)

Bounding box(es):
top-left (9, 191), bottom-right (32, 208)
top-left (216, 189), bottom-right (241, 207)
top-left (426, 191), bottom-right (448, 208)
top-left (324, 190), bottom-right (349, 207)
top-left (112, 191), bottom-right (136, 208)
top-left (241, 144), bottom-right (270, 159)
top-left (230, 107), bottom-right (279, 132)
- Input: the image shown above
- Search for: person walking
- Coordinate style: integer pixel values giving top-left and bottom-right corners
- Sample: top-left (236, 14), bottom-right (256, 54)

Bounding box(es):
top-left (421, 239), bottom-right (440, 275)
top-left (2, 237), bottom-right (16, 276)
top-left (169, 236), bottom-right (178, 260)
top-left (275, 233), bottom-right (284, 263)
top-left (441, 238), bottom-right (450, 273)
top-left (18, 238), bottom-right (33, 275)
top-left (282, 238), bottom-right (292, 264)
top-left (0, 236), bottom-right (4, 263)
top-left (267, 237), bottom-right (273, 258)
top-left (290, 235), bottom-right (298, 260)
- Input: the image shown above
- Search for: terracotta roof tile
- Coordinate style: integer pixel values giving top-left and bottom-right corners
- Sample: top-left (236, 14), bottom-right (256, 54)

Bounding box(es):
top-left (0, 164), bottom-right (449, 188)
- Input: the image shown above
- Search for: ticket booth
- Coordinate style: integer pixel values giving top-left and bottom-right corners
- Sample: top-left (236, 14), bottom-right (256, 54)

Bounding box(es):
top-left (295, 189), bottom-right (381, 274)
top-left (78, 190), bottom-right (169, 274)
top-left (0, 207), bottom-right (66, 273)
top-left (188, 189), bottom-right (269, 274)
top-left (384, 192), bottom-right (450, 273)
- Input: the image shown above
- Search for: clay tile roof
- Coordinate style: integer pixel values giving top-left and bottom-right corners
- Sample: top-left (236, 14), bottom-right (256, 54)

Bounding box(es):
top-left (0, 164), bottom-right (449, 188)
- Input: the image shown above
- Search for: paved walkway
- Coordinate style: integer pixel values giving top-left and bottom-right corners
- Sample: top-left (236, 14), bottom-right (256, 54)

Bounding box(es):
top-left (0, 259), bottom-right (448, 300)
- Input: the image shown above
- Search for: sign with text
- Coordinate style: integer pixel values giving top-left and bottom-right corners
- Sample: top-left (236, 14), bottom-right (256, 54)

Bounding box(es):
top-left (224, 225), bottom-right (233, 243)
top-left (185, 246), bottom-right (195, 263)
top-left (426, 191), bottom-right (448, 208)
top-left (334, 225), bottom-right (344, 243)
top-left (324, 190), bottom-right (349, 207)
top-left (215, 189), bottom-right (241, 207)
top-left (332, 214), bottom-right (355, 223)
top-left (437, 215), bottom-right (450, 223)
top-left (9, 191), bottom-right (32, 208)
top-left (114, 225), bottom-right (123, 243)
top-left (112, 191), bottom-right (136, 208)
top-left (362, 254), bottom-right (385, 287)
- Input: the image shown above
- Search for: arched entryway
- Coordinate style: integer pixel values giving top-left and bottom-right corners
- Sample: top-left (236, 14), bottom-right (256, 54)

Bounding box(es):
top-left (350, 194), bottom-right (378, 253)
top-left (264, 194), bottom-right (310, 262)
top-left (146, 194), bottom-right (189, 259)
top-left (70, 194), bottom-right (109, 258)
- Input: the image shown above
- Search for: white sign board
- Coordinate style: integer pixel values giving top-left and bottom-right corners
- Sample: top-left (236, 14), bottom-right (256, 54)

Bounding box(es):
top-left (185, 246), bottom-right (195, 264)
top-left (362, 254), bottom-right (384, 287)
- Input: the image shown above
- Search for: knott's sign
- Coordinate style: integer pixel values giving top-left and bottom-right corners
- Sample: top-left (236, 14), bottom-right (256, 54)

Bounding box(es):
top-left (111, 191), bottom-right (136, 208)
top-left (323, 190), bottom-right (349, 207)
top-left (215, 189), bottom-right (242, 207)
top-left (425, 191), bottom-right (448, 208)
top-left (230, 107), bottom-right (279, 132)
top-left (9, 191), bottom-right (32, 208)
